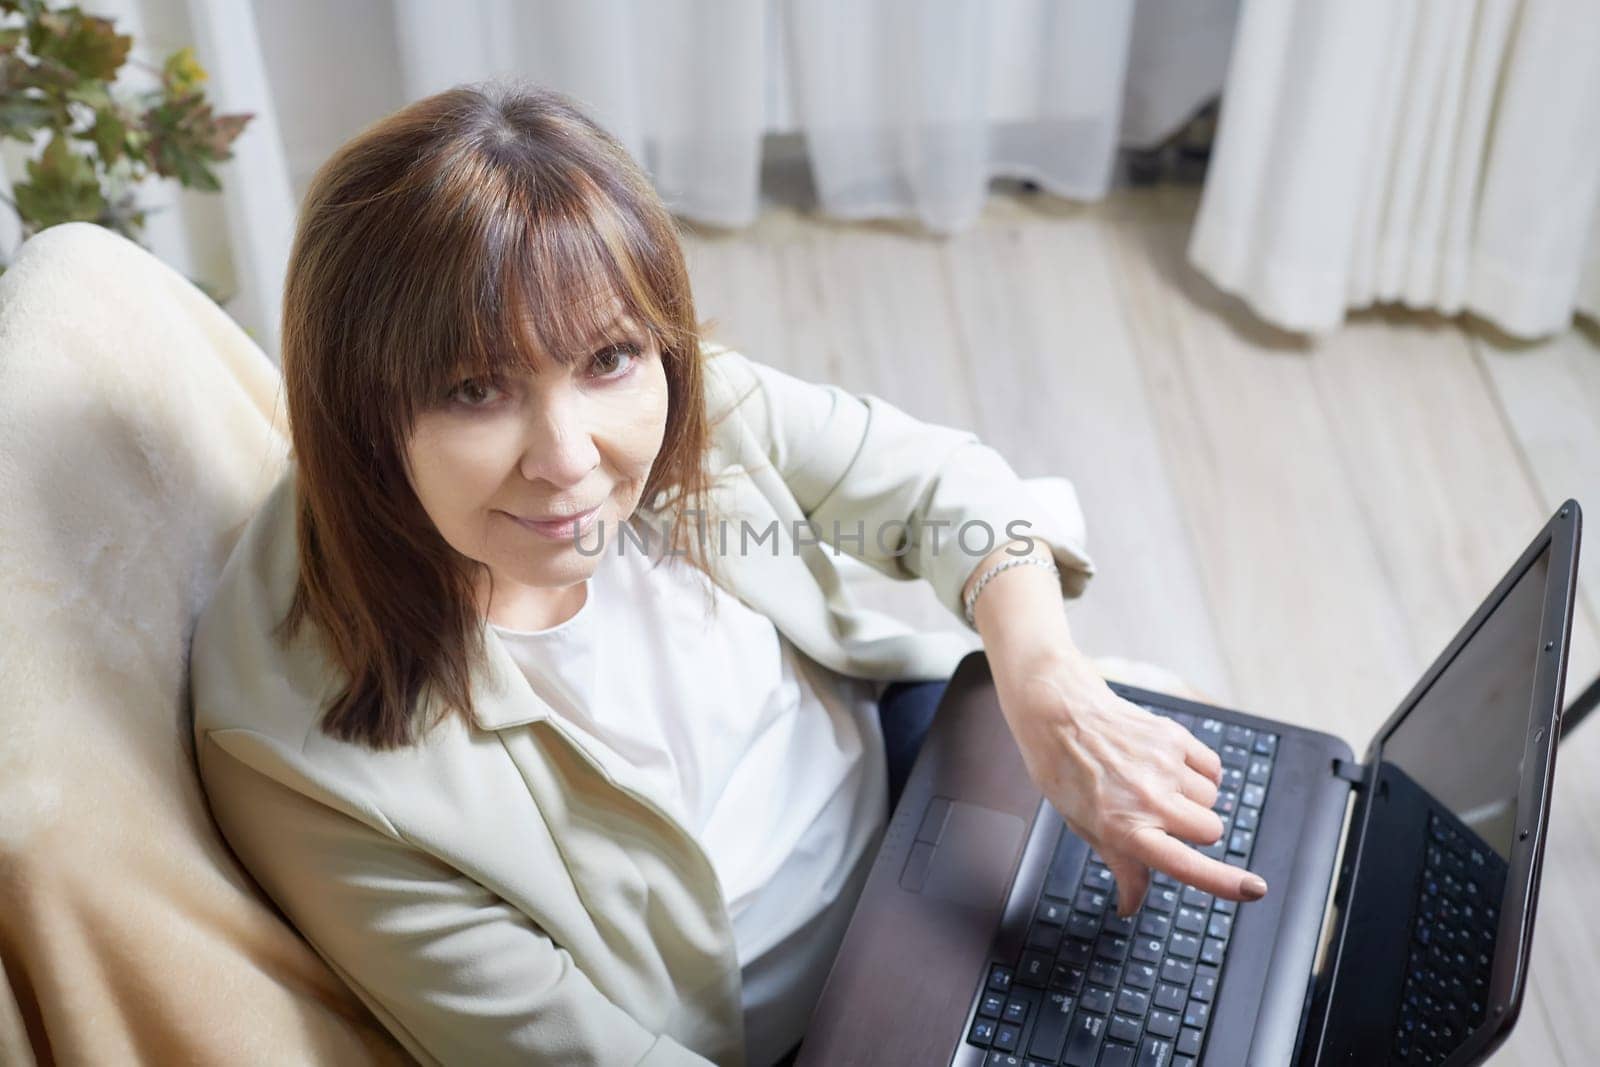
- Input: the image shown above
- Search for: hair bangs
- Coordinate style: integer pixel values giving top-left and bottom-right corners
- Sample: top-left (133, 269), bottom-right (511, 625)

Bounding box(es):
top-left (495, 186), bottom-right (676, 379)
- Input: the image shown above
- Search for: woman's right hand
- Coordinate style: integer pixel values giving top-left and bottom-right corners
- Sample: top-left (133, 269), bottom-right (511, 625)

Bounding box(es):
top-left (991, 651), bottom-right (1269, 918)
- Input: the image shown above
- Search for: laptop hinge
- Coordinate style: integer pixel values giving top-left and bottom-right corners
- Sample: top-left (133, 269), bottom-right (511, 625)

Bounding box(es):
top-left (1330, 757), bottom-right (1366, 787)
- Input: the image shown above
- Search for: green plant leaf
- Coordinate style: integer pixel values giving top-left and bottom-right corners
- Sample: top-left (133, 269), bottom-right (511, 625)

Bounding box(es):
top-left (29, 7), bottom-right (130, 82)
top-left (66, 79), bottom-right (112, 109)
top-left (87, 104), bottom-right (126, 163)
top-left (13, 130), bottom-right (106, 228)
top-left (0, 90), bottom-right (53, 140)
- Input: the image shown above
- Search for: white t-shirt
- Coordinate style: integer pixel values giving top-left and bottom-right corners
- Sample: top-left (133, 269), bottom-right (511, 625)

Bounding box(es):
top-left (489, 529), bottom-right (891, 1067)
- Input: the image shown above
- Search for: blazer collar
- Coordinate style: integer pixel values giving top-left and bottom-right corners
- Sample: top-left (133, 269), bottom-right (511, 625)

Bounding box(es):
top-left (463, 623), bottom-right (557, 731)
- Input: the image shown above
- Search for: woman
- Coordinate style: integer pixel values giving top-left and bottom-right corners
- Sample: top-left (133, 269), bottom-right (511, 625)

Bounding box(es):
top-left (189, 81), bottom-right (1266, 1067)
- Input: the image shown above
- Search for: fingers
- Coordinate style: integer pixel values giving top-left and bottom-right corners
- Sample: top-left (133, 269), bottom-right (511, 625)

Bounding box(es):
top-left (1175, 765), bottom-right (1220, 812)
top-left (1105, 857), bottom-right (1150, 919)
top-left (1181, 729), bottom-right (1224, 785)
top-left (1127, 824), bottom-right (1269, 903)
top-left (1161, 791), bottom-right (1225, 846)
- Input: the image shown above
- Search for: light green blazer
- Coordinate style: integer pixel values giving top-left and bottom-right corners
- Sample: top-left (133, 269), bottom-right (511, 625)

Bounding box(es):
top-left (188, 343), bottom-right (1097, 1066)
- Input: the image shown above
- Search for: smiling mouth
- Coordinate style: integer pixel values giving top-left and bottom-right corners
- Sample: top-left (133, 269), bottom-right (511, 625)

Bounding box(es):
top-left (504, 504), bottom-right (601, 537)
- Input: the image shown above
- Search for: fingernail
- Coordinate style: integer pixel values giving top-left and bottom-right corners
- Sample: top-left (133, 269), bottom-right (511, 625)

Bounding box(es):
top-left (1241, 874), bottom-right (1267, 900)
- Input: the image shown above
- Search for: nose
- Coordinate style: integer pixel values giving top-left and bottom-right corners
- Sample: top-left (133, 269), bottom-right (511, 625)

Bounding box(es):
top-left (517, 385), bottom-right (601, 489)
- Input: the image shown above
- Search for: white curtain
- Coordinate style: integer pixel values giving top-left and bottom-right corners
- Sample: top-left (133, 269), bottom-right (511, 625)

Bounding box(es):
top-left (4, 0), bottom-right (1236, 361)
top-left (1190, 0), bottom-right (1600, 340)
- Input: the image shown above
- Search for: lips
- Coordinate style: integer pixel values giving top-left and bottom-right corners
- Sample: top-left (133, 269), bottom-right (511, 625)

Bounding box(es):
top-left (505, 504), bottom-right (601, 539)
top-left (518, 504), bottom-right (599, 524)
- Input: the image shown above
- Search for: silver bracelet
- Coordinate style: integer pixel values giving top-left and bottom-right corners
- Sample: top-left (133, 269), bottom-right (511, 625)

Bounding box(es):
top-left (963, 553), bottom-right (1059, 627)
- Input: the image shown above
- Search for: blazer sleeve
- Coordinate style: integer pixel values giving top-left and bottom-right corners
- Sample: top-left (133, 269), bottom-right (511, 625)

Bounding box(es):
top-left (196, 730), bottom-right (716, 1067)
top-left (704, 344), bottom-right (1097, 630)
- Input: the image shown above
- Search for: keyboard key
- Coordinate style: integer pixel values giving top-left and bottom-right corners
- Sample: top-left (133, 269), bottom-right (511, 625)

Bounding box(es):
top-left (1138, 912), bottom-right (1172, 939)
top-left (1117, 988), bottom-right (1152, 1017)
top-left (1177, 1026), bottom-right (1204, 1057)
top-left (1219, 744), bottom-right (1249, 770)
top-left (1003, 998), bottom-right (1030, 1025)
top-left (1089, 960), bottom-right (1121, 989)
top-left (1161, 958), bottom-right (1196, 985)
top-left (1063, 1012), bottom-right (1108, 1067)
top-left (1174, 906), bottom-right (1207, 935)
top-left (1078, 889), bottom-right (1111, 913)
top-left (1108, 1013), bottom-right (1143, 1044)
top-left (1138, 1036), bottom-right (1176, 1067)
top-left (1214, 789), bottom-right (1238, 816)
top-left (1103, 912), bottom-right (1137, 937)
top-left (1051, 963), bottom-right (1086, 993)
top-left (1234, 806), bottom-right (1259, 831)
top-left (1200, 938), bottom-right (1227, 967)
top-left (1182, 999), bottom-right (1211, 1029)
top-left (1097, 1043), bottom-right (1136, 1067)
top-left (1027, 922), bottom-right (1061, 951)
top-left (1151, 871), bottom-right (1179, 890)
top-left (994, 1023), bottom-right (1022, 1053)
top-left (1020, 950), bottom-right (1056, 986)
top-left (1181, 886), bottom-right (1213, 909)
top-left (986, 1053), bottom-right (1023, 1067)
top-left (1131, 937), bottom-right (1164, 964)
top-left (1196, 719), bottom-right (1225, 749)
top-left (1147, 887), bottom-right (1180, 914)
top-left (1083, 865), bottom-right (1115, 893)
top-left (1242, 784), bottom-right (1266, 808)
top-left (969, 1016), bottom-right (997, 1047)
top-left (1096, 935), bottom-right (1131, 962)
top-left (1038, 900), bottom-right (1070, 925)
top-left (1247, 758), bottom-right (1272, 785)
top-left (1028, 990), bottom-right (1074, 1061)
top-left (988, 965), bottom-right (1014, 993)
top-left (1146, 1009), bottom-right (1181, 1039)
top-left (1061, 938), bottom-right (1094, 968)
top-left (980, 992), bottom-right (1005, 1017)
top-left (1208, 913), bottom-right (1234, 940)
top-left (1154, 982), bottom-right (1187, 1011)
top-left (1224, 723), bottom-right (1256, 747)
top-left (1124, 962), bottom-right (1158, 991)
top-left (1229, 829), bottom-right (1255, 853)
top-left (1168, 933), bottom-right (1201, 960)
top-left (1070, 912), bottom-right (1103, 941)
top-left (1190, 967), bottom-right (1218, 1002)
top-left (1081, 985), bottom-right (1115, 1015)
top-left (1252, 733), bottom-right (1277, 756)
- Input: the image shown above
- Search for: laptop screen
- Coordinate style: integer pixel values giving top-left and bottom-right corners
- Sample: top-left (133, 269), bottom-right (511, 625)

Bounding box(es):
top-left (1314, 541), bottom-right (1552, 1063)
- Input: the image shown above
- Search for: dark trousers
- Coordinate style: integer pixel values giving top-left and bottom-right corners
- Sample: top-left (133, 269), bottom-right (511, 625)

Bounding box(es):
top-left (769, 675), bottom-right (950, 1067)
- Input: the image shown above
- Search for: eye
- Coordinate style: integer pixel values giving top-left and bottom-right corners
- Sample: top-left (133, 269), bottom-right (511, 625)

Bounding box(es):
top-left (446, 375), bottom-right (505, 408)
top-left (591, 341), bottom-right (642, 381)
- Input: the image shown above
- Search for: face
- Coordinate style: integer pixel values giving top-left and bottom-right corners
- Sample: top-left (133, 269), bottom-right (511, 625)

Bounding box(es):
top-left (403, 301), bottom-right (669, 629)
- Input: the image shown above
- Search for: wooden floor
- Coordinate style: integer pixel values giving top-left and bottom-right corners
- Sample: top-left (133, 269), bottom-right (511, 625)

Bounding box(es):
top-left (679, 183), bottom-right (1600, 1065)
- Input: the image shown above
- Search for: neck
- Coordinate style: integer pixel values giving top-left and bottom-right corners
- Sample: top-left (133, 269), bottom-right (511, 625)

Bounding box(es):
top-left (482, 577), bottom-right (589, 633)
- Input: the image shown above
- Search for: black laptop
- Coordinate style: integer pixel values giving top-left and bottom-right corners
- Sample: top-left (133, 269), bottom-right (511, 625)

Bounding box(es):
top-left (797, 500), bottom-right (1581, 1066)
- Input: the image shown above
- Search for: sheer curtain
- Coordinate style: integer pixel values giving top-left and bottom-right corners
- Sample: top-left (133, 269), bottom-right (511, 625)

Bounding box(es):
top-left (1189, 0), bottom-right (1600, 340)
top-left (5, 0), bottom-right (1236, 359)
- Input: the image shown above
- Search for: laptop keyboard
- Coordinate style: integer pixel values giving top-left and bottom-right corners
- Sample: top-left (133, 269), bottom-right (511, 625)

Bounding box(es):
top-left (963, 707), bottom-right (1280, 1067)
top-left (1390, 810), bottom-right (1503, 1063)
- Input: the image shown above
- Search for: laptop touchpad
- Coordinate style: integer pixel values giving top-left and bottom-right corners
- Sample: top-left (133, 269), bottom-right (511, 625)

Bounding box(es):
top-left (898, 798), bottom-right (1027, 910)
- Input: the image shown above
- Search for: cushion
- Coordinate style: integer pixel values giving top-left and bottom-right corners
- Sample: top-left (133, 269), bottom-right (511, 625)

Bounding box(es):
top-left (0, 222), bottom-right (409, 1065)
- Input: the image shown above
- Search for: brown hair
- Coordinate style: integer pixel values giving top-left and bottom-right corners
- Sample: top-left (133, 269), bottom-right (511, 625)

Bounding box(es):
top-left (277, 79), bottom-right (726, 750)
